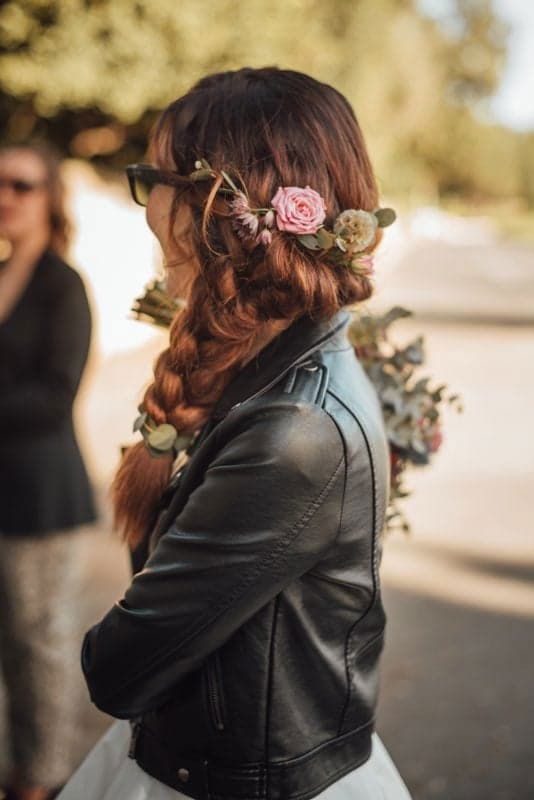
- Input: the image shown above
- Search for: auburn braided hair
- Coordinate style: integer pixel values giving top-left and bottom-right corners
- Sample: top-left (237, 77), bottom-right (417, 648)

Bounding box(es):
top-left (113, 67), bottom-right (383, 547)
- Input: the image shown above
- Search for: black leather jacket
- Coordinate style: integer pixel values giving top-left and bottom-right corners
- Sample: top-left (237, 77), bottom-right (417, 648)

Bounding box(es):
top-left (82, 310), bottom-right (390, 800)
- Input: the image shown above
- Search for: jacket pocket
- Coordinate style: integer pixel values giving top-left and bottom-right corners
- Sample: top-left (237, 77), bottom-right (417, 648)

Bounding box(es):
top-left (205, 651), bottom-right (226, 732)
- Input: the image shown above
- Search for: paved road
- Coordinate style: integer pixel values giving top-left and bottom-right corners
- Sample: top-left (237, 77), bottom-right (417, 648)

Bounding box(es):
top-left (376, 316), bottom-right (534, 799)
top-left (373, 225), bottom-right (534, 325)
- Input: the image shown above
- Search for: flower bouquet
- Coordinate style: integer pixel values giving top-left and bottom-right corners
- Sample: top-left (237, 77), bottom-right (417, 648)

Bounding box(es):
top-left (131, 283), bottom-right (462, 535)
top-left (348, 305), bottom-right (462, 534)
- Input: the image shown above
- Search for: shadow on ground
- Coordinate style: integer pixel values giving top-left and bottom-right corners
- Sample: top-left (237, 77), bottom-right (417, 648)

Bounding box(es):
top-left (378, 582), bottom-right (533, 800)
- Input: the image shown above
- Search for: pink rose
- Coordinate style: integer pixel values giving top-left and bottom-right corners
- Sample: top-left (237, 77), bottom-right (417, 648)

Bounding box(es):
top-left (271, 186), bottom-right (327, 235)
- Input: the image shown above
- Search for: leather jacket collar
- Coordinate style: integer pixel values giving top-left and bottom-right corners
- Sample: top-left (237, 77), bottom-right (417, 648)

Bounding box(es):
top-left (211, 310), bottom-right (351, 421)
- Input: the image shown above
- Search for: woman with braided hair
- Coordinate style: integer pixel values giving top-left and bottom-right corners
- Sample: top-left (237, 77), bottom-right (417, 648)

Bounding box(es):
top-left (58, 67), bottom-right (412, 800)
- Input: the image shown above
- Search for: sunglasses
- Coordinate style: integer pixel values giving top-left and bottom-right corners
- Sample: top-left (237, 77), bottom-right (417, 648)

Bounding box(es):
top-left (125, 163), bottom-right (189, 207)
top-left (0, 177), bottom-right (46, 194)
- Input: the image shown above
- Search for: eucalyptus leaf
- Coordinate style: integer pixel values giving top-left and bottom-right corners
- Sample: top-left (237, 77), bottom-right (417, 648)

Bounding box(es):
top-left (411, 436), bottom-right (428, 454)
top-left (147, 423), bottom-right (178, 452)
top-left (316, 227), bottom-right (335, 249)
top-left (381, 306), bottom-right (412, 328)
top-left (375, 207), bottom-right (397, 227)
top-left (133, 411), bottom-right (147, 433)
top-left (404, 339), bottom-right (424, 364)
top-left (297, 234), bottom-right (322, 251)
top-left (220, 170), bottom-right (240, 193)
top-left (174, 433), bottom-right (193, 452)
top-left (413, 377), bottom-right (430, 392)
top-left (190, 168), bottom-right (214, 182)
top-left (147, 444), bottom-right (172, 459)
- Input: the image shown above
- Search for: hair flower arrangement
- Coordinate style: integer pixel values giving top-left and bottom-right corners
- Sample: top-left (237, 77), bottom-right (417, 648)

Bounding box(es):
top-left (188, 159), bottom-right (396, 272)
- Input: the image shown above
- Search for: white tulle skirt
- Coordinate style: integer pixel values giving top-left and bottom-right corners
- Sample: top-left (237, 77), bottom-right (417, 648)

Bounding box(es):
top-left (58, 719), bottom-right (412, 800)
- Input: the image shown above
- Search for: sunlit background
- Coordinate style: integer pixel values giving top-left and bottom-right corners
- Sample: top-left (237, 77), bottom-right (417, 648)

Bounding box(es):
top-left (0, 2), bottom-right (533, 798)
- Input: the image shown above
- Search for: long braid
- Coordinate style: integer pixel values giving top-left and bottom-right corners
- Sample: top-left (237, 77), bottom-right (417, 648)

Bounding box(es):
top-left (112, 67), bottom-right (383, 548)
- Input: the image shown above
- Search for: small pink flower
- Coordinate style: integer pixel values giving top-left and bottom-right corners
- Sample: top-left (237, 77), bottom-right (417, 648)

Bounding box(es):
top-left (429, 427), bottom-right (443, 453)
top-left (271, 185), bottom-right (327, 235)
top-left (232, 211), bottom-right (259, 237)
top-left (230, 191), bottom-right (249, 216)
top-left (352, 254), bottom-right (374, 275)
top-left (256, 228), bottom-right (272, 246)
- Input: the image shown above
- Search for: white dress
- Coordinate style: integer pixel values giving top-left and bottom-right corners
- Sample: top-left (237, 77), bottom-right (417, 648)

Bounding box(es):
top-left (57, 719), bottom-right (412, 800)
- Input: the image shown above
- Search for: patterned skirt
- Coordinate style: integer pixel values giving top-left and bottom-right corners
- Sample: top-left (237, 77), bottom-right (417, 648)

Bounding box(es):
top-left (0, 527), bottom-right (89, 788)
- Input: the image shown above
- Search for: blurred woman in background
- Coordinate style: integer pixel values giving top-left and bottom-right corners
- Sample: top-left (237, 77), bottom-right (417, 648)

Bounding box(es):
top-left (0, 142), bottom-right (97, 800)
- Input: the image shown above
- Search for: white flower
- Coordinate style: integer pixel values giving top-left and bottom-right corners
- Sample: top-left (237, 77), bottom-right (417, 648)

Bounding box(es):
top-left (264, 209), bottom-right (275, 228)
top-left (333, 209), bottom-right (378, 252)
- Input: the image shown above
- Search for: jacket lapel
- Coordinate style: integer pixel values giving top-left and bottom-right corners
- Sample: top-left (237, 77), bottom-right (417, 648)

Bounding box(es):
top-left (211, 310), bottom-right (351, 421)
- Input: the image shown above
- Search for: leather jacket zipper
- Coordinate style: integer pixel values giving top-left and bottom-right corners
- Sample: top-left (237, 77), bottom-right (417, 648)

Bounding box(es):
top-left (206, 653), bottom-right (225, 732)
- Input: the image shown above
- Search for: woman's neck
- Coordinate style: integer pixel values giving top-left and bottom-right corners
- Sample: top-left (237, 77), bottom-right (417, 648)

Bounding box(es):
top-left (241, 318), bottom-right (294, 367)
top-left (7, 229), bottom-right (50, 267)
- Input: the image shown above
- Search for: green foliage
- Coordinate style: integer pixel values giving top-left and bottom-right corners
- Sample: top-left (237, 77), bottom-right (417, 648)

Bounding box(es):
top-left (0, 0), bottom-right (530, 205)
top-left (348, 304), bottom-right (463, 535)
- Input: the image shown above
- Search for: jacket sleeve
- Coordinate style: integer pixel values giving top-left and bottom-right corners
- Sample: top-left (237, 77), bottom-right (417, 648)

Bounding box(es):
top-left (0, 269), bottom-right (92, 434)
top-left (82, 402), bottom-right (346, 718)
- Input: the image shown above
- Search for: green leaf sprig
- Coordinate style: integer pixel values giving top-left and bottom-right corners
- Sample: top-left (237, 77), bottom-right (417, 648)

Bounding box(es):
top-left (297, 206), bottom-right (396, 271)
top-left (133, 408), bottom-right (193, 458)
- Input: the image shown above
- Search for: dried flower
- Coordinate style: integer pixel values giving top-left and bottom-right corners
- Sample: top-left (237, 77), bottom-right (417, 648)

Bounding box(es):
top-left (229, 191), bottom-right (250, 216)
top-left (256, 228), bottom-right (273, 246)
top-left (334, 209), bottom-right (378, 252)
top-left (264, 209), bottom-right (275, 228)
top-left (351, 254), bottom-right (374, 275)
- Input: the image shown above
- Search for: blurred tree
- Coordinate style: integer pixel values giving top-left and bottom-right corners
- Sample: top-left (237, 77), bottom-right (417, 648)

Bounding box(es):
top-left (0, 0), bottom-right (529, 204)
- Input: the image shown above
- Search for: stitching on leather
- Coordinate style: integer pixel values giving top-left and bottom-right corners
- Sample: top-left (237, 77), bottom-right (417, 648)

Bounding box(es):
top-left (104, 453), bottom-right (345, 702)
top-left (319, 407), bottom-right (350, 733)
top-left (306, 569), bottom-right (359, 591)
top-left (324, 388), bottom-right (381, 736)
top-left (270, 717), bottom-right (374, 766)
top-left (207, 722), bottom-right (374, 800)
top-left (327, 387), bottom-right (380, 601)
top-left (283, 366), bottom-right (298, 394)
top-left (264, 596), bottom-right (279, 798)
